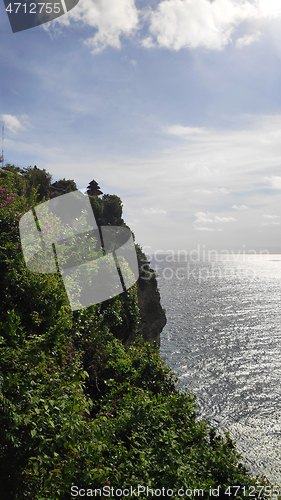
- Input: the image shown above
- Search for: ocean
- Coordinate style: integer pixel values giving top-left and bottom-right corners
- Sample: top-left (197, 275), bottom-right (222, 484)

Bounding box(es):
top-left (152, 253), bottom-right (281, 484)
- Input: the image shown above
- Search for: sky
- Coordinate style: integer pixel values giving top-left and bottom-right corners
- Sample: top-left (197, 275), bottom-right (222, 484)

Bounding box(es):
top-left (1, 0), bottom-right (281, 255)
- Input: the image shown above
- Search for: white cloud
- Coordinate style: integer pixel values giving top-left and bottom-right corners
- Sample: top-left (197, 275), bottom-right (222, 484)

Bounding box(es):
top-left (194, 211), bottom-right (213, 224)
top-left (44, 0), bottom-right (281, 54)
top-left (264, 175), bottom-right (281, 189)
top-left (168, 125), bottom-right (206, 136)
top-left (194, 189), bottom-right (213, 194)
top-left (145, 0), bottom-right (256, 51)
top-left (258, 0), bottom-right (281, 18)
top-left (142, 207), bottom-right (167, 214)
top-left (236, 31), bottom-right (261, 48)
top-left (141, 36), bottom-right (156, 48)
top-left (193, 211), bottom-right (237, 235)
top-left (185, 158), bottom-right (219, 178)
top-left (1, 114), bottom-right (23, 133)
top-left (215, 216), bottom-right (237, 222)
top-left (194, 187), bottom-right (230, 195)
top-left (232, 204), bottom-right (249, 210)
top-left (262, 221), bottom-right (281, 226)
top-left (215, 187), bottom-right (230, 195)
top-left (60, 0), bottom-right (139, 53)
top-left (194, 212), bottom-right (236, 228)
top-left (263, 214), bottom-right (280, 219)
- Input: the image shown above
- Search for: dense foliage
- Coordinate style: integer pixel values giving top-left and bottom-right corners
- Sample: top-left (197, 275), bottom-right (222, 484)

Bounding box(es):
top-left (0, 166), bottom-right (275, 499)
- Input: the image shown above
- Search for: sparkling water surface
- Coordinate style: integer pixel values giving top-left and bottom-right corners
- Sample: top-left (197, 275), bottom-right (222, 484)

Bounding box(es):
top-left (154, 254), bottom-right (281, 484)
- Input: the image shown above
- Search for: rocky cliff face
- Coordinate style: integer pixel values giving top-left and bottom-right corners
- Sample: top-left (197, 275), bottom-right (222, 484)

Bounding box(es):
top-left (137, 273), bottom-right (167, 345)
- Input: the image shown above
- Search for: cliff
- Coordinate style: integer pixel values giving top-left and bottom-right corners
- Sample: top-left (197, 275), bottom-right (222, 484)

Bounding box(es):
top-left (137, 273), bottom-right (166, 345)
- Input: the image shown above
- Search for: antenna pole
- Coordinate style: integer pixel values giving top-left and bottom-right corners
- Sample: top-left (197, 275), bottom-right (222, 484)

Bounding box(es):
top-left (1, 126), bottom-right (4, 168)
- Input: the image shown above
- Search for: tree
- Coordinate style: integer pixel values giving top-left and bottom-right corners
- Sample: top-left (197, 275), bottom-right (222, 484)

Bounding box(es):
top-left (102, 194), bottom-right (123, 225)
top-left (50, 178), bottom-right (77, 198)
top-left (21, 165), bottom-right (52, 201)
top-left (0, 164), bottom-right (27, 196)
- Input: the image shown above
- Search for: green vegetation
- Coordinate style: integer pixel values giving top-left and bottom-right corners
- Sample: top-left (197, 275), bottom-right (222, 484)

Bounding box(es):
top-left (0, 166), bottom-right (274, 499)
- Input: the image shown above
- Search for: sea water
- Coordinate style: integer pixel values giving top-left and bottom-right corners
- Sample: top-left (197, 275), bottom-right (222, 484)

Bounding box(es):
top-left (153, 254), bottom-right (281, 484)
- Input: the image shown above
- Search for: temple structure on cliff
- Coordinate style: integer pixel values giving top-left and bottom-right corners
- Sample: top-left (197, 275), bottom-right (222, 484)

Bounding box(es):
top-left (86, 179), bottom-right (103, 197)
